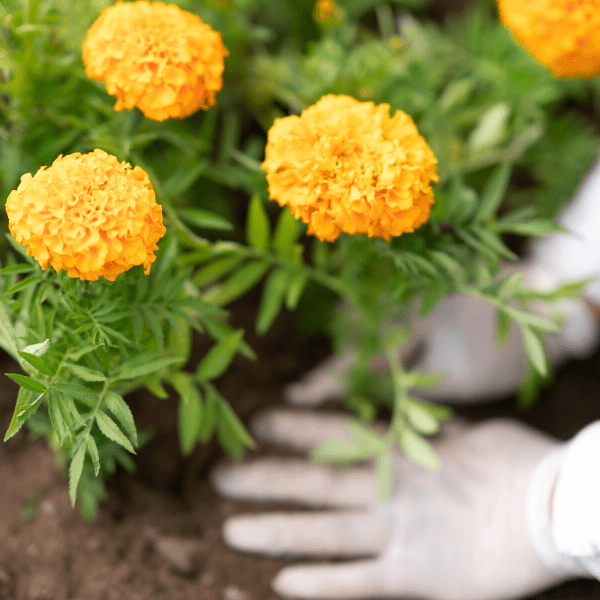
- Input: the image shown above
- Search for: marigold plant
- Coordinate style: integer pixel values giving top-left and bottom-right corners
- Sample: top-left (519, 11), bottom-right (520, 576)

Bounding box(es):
top-left (497, 0), bottom-right (600, 78)
top-left (82, 1), bottom-right (229, 121)
top-left (261, 94), bottom-right (439, 242)
top-left (5, 150), bottom-right (166, 281)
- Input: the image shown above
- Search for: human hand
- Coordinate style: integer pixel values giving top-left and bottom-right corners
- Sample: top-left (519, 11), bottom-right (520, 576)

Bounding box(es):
top-left (213, 409), bottom-right (579, 600)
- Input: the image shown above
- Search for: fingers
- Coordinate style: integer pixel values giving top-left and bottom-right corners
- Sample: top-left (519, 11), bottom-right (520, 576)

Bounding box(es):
top-left (222, 510), bottom-right (390, 557)
top-left (212, 458), bottom-right (376, 508)
top-left (284, 352), bottom-right (355, 406)
top-left (251, 408), bottom-right (354, 452)
top-left (272, 558), bottom-right (412, 599)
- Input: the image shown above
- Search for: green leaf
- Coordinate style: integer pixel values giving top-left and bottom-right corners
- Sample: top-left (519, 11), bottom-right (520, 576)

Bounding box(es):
top-left (196, 330), bottom-right (244, 381)
top-left (105, 391), bottom-right (138, 447)
top-left (86, 436), bottom-right (100, 476)
top-left (256, 268), bottom-right (288, 335)
top-left (492, 219), bottom-right (560, 237)
top-left (170, 372), bottom-right (203, 455)
top-left (96, 410), bottom-right (135, 454)
top-left (113, 356), bottom-right (185, 381)
top-left (374, 450), bottom-right (396, 502)
top-left (0, 263), bottom-right (34, 275)
top-left (399, 426), bottom-right (442, 470)
top-left (216, 395), bottom-right (256, 458)
top-left (18, 351), bottom-right (55, 376)
top-left (475, 162), bottom-right (512, 223)
top-left (4, 387), bottom-right (40, 441)
top-left (473, 227), bottom-right (518, 260)
top-left (429, 251), bottom-right (465, 284)
top-left (406, 400), bottom-right (440, 435)
top-left (6, 274), bottom-right (39, 295)
top-left (0, 303), bottom-right (18, 359)
top-left (192, 255), bottom-right (242, 287)
top-left (48, 389), bottom-right (69, 445)
top-left (495, 308), bottom-right (512, 350)
top-left (6, 373), bottom-right (47, 393)
top-left (246, 195), bottom-right (270, 252)
top-left (198, 385), bottom-right (217, 442)
top-left (142, 306), bottom-right (164, 350)
top-left (22, 339), bottom-right (51, 357)
top-left (521, 326), bottom-right (548, 377)
top-left (496, 272), bottom-right (523, 300)
top-left (202, 317), bottom-right (256, 360)
top-left (69, 446), bottom-right (86, 507)
top-left (310, 439), bottom-right (377, 464)
top-left (212, 261), bottom-right (269, 306)
top-left (64, 363), bottom-right (107, 382)
top-left (285, 272), bottom-right (307, 311)
top-left (273, 209), bottom-right (299, 259)
top-left (177, 207), bottom-right (233, 232)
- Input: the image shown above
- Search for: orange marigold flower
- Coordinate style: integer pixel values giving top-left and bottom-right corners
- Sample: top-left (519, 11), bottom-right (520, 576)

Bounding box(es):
top-left (261, 94), bottom-right (438, 242)
top-left (497, 0), bottom-right (600, 78)
top-left (82, 1), bottom-right (229, 121)
top-left (5, 150), bottom-right (166, 282)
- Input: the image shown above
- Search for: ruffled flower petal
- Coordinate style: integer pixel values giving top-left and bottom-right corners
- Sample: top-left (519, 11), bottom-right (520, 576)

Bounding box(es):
top-left (5, 150), bottom-right (166, 281)
top-left (82, 1), bottom-right (229, 120)
top-left (261, 94), bottom-right (438, 242)
top-left (497, 0), bottom-right (600, 78)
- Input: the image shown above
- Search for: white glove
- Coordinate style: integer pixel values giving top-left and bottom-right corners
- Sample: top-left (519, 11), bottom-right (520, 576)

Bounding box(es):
top-left (213, 409), bottom-right (595, 600)
top-left (287, 159), bottom-right (600, 405)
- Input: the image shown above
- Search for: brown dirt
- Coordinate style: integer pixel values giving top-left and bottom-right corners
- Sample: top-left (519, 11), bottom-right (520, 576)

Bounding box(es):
top-left (2, 298), bottom-right (600, 600)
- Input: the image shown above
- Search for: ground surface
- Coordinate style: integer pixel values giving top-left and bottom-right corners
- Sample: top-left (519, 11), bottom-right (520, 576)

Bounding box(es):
top-left (2, 300), bottom-right (600, 600)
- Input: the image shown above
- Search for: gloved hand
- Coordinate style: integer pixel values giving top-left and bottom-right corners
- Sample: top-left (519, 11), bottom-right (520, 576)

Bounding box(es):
top-left (213, 409), bottom-right (590, 600)
top-left (286, 159), bottom-right (600, 405)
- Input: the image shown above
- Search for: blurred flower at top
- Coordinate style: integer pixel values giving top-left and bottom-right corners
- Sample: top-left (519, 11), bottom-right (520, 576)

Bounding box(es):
top-left (5, 150), bottom-right (166, 281)
top-left (82, 1), bottom-right (229, 121)
top-left (261, 94), bottom-right (438, 242)
top-left (313, 0), bottom-right (344, 28)
top-left (497, 0), bottom-right (600, 78)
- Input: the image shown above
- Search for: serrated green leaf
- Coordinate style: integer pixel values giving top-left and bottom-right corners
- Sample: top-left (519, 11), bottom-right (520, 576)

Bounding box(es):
top-left (256, 268), bottom-right (287, 335)
top-left (170, 372), bottom-right (203, 455)
top-left (4, 387), bottom-right (40, 441)
top-left (113, 356), bottom-right (185, 381)
top-left (64, 363), bottom-right (106, 382)
top-left (86, 436), bottom-right (100, 476)
top-left (68, 446), bottom-right (86, 507)
top-left (202, 317), bottom-right (257, 360)
top-left (6, 373), bottom-right (47, 393)
top-left (48, 389), bottom-right (69, 445)
top-left (142, 306), bottom-right (164, 349)
top-left (196, 330), bottom-right (244, 381)
top-left (399, 427), bottom-right (442, 470)
top-left (105, 391), bottom-right (138, 447)
top-left (144, 374), bottom-right (169, 399)
top-left (521, 325), bottom-right (548, 377)
top-left (177, 207), bottom-right (233, 232)
top-left (96, 410), bottom-right (135, 454)
top-left (473, 227), bottom-right (518, 260)
top-left (212, 261), bottom-right (269, 306)
top-left (18, 351), bottom-right (55, 376)
top-left (0, 263), bottom-right (34, 275)
top-left (475, 162), bottom-right (512, 223)
top-left (247, 195), bottom-right (270, 251)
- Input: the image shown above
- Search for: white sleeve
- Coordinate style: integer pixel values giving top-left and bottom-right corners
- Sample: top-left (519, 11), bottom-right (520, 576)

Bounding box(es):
top-left (528, 420), bottom-right (600, 580)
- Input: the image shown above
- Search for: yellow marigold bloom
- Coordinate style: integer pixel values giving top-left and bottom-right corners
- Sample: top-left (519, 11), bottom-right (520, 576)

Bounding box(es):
top-left (5, 150), bottom-right (166, 282)
top-left (497, 0), bottom-right (600, 78)
top-left (313, 0), bottom-right (343, 27)
top-left (261, 95), bottom-right (438, 242)
top-left (82, 1), bottom-right (229, 121)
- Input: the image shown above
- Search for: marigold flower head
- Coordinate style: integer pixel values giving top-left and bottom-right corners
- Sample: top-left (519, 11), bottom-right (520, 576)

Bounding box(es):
top-left (261, 94), bottom-right (438, 242)
top-left (82, 1), bottom-right (229, 121)
top-left (6, 150), bottom-right (166, 281)
top-left (497, 0), bottom-right (600, 78)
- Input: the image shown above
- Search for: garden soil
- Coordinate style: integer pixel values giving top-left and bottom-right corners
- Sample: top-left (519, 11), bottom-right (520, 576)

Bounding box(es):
top-left (2, 296), bottom-right (600, 600)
